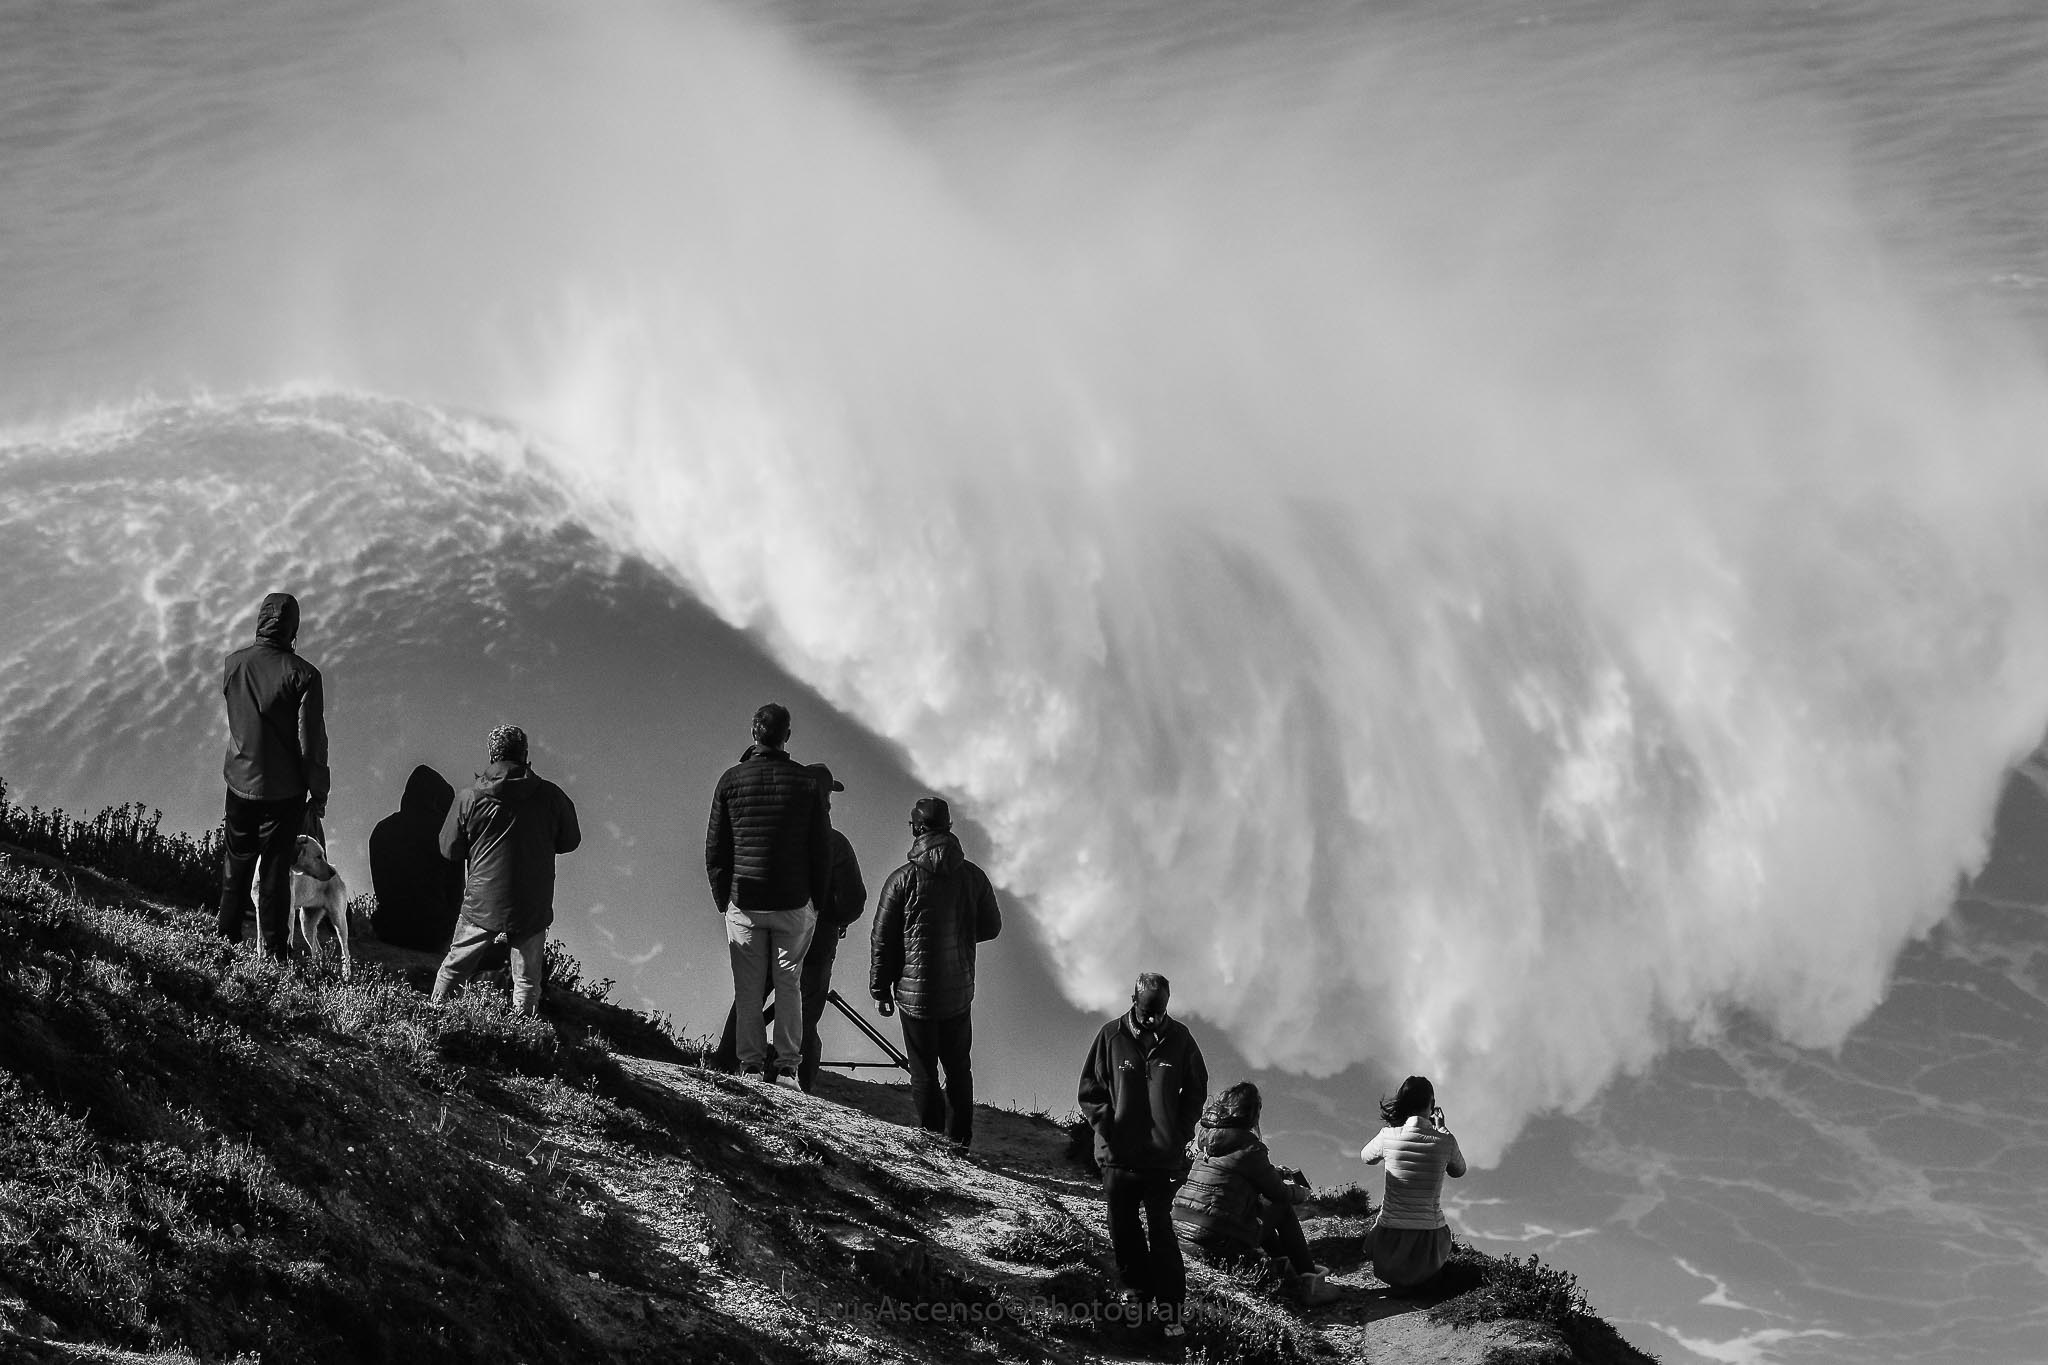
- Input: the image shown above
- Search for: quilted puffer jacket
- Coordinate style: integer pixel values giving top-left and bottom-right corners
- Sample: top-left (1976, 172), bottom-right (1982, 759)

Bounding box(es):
top-left (704, 746), bottom-right (832, 913)
top-left (868, 830), bottom-right (1002, 1019)
top-left (1171, 1122), bottom-right (1298, 1250)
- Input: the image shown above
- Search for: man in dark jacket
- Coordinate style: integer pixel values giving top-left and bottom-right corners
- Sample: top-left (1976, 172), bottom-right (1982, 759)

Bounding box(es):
top-left (369, 764), bottom-right (464, 950)
top-left (705, 703), bottom-right (832, 1079)
top-left (869, 796), bottom-right (1002, 1146)
top-left (1077, 972), bottom-right (1209, 1336)
top-left (797, 763), bottom-right (866, 1093)
top-left (431, 724), bottom-right (581, 1014)
top-left (217, 591), bottom-right (329, 961)
top-left (710, 762), bottom-right (866, 1090)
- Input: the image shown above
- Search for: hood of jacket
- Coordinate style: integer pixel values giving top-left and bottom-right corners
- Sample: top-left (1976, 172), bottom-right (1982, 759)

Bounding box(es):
top-left (906, 829), bottom-right (965, 876)
top-left (254, 593), bottom-right (300, 647)
top-left (473, 760), bottom-right (547, 803)
top-left (400, 764), bottom-right (456, 818)
top-left (1193, 1122), bottom-right (1261, 1160)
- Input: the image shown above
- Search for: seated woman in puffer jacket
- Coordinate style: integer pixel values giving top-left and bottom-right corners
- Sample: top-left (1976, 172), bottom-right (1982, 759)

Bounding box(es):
top-left (1170, 1082), bottom-right (1337, 1305)
top-left (1360, 1074), bottom-right (1467, 1291)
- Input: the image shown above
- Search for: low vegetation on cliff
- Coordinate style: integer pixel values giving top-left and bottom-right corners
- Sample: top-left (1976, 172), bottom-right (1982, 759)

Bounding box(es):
top-left (0, 788), bottom-right (1653, 1364)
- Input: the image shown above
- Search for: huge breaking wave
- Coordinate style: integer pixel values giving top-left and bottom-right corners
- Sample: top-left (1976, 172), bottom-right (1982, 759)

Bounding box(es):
top-left (8, 0), bottom-right (2048, 1162)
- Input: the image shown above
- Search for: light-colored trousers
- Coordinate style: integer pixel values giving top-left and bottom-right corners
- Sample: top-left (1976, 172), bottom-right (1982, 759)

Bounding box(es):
top-left (726, 902), bottom-right (817, 1068)
top-left (432, 922), bottom-right (546, 1015)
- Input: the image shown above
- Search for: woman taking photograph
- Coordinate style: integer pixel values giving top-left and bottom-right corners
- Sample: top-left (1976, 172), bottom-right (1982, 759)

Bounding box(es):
top-left (1360, 1075), bottom-right (1467, 1290)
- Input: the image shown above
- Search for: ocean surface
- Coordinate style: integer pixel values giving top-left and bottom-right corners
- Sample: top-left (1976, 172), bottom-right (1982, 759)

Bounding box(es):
top-left (3, 3), bottom-right (2048, 1362)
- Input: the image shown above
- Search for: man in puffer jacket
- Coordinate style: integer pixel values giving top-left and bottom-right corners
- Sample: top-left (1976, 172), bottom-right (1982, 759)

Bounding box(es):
top-left (432, 724), bottom-right (581, 1014)
top-left (1077, 973), bottom-right (1209, 1337)
top-left (706, 703), bottom-right (833, 1080)
top-left (1172, 1082), bottom-right (1337, 1305)
top-left (217, 591), bottom-right (330, 961)
top-left (869, 797), bottom-right (1002, 1146)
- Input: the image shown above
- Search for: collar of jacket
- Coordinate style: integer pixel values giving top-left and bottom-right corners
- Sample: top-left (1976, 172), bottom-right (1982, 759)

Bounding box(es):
top-left (1194, 1122), bottom-right (1261, 1158)
top-left (475, 760), bottom-right (541, 796)
top-left (907, 828), bottom-right (963, 869)
top-left (1125, 1009), bottom-right (1173, 1049)
top-left (742, 744), bottom-right (794, 763)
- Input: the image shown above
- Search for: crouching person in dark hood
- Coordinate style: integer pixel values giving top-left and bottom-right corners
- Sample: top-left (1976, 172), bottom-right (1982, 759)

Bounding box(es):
top-left (431, 725), bottom-right (581, 1014)
top-left (1172, 1082), bottom-right (1338, 1306)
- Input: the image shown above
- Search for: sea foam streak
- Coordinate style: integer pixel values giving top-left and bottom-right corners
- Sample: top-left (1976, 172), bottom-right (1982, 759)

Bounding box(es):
top-left (13, 0), bottom-right (2048, 1161)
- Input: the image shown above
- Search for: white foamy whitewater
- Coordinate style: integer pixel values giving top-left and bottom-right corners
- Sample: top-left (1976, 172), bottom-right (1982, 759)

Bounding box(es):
top-left (6, 0), bottom-right (2048, 1182)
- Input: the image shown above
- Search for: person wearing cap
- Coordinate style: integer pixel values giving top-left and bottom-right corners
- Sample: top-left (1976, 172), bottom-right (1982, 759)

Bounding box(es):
top-left (868, 796), bottom-right (1002, 1146)
top-left (432, 724), bottom-right (581, 1014)
top-left (705, 703), bottom-right (833, 1081)
top-left (217, 591), bottom-right (330, 961)
top-left (1077, 972), bottom-right (1209, 1337)
top-left (795, 763), bottom-right (866, 1093)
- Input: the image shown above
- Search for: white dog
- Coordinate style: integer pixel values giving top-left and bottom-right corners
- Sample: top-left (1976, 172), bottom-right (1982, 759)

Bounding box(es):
top-left (289, 835), bottom-right (353, 981)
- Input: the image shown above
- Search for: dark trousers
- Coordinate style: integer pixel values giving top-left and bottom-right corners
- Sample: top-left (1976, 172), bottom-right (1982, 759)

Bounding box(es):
top-left (900, 1009), bottom-right (974, 1146)
top-left (1259, 1199), bottom-right (1316, 1273)
top-left (796, 927), bottom-right (839, 1092)
top-left (217, 791), bottom-right (305, 959)
top-left (1104, 1167), bottom-right (1186, 1315)
top-left (713, 927), bottom-right (841, 1084)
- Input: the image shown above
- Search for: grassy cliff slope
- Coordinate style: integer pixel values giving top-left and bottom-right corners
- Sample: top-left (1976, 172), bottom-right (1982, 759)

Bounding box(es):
top-left (0, 804), bottom-right (1654, 1365)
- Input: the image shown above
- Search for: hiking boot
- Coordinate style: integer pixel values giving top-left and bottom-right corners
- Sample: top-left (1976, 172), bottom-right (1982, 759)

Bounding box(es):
top-left (1295, 1263), bottom-right (1340, 1307)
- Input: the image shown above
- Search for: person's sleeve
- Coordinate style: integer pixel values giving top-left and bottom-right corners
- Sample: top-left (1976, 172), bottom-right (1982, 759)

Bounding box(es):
top-left (1178, 1036), bottom-right (1209, 1145)
top-left (438, 792), bottom-right (470, 865)
top-left (869, 869), bottom-right (905, 997)
top-left (1243, 1146), bottom-right (1294, 1204)
top-left (1361, 1132), bottom-right (1385, 1166)
top-left (300, 668), bottom-right (331, 804)
top-left (1077, 1028), bottom-right (1113, 1135)
top-left (1445, 1133), bottom-right (1468, 1179)
top-left (974, 868), bottom-right (1002, 942)
top-left (704, 779), bottom-right (731, 912)
top-left (836, 834), bottom-right (867, 926)
top-left (554, 787), bottom-right (582, 855)
top-left (807, 791), bottom-right (833, 911)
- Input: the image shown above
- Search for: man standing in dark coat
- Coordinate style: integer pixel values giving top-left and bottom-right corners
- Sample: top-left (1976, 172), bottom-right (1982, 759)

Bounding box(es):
top-left (869, 797), bottom-right (1002, 1146)
top-left (705, 703), bottom-right (832, 1080)
top-left (217, 591), bottom-right (329, 961)
top-left (796, 763), bottom-right (866, 1094)
top-left (1077, 972), bottom-right (1209, 1338)
top-left (432, 724), bottom-right (581, 1014)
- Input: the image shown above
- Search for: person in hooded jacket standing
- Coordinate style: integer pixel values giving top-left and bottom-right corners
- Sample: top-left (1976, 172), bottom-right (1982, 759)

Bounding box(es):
top-left (869, 797), bottom-right (1002, 1147)
top-left (217, 591), bottom-right (330, 961)
top-left (432, 724), bottom-right (581, 1014)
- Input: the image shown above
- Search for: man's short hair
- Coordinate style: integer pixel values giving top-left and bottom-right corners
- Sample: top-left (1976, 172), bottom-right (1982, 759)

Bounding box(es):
top-left (487, 724), bottom-right (528, 764)
top-left (752, 703), bottom-right (792, 746)
top-left (1134, 971), bottom-right (1170, 997)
